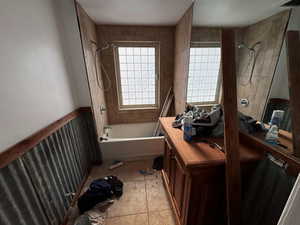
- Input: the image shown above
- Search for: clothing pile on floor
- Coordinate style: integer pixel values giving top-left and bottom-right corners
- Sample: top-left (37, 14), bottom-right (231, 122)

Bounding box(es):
top-left (173, 104), bottom-right (265, 138)
top-left (75, 176), bottom-right (123, 225)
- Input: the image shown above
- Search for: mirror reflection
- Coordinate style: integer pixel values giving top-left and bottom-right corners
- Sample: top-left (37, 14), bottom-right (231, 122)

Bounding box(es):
top-left (236, 10), bottom-right (292, 152)
top-left (186, 3), bottom-right (293, 153)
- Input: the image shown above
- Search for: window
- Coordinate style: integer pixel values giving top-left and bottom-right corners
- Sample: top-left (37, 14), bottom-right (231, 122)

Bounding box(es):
top-left (187, 43), bottom-right (221, 105)
top-left (114, 43), bottom-right (159, 109)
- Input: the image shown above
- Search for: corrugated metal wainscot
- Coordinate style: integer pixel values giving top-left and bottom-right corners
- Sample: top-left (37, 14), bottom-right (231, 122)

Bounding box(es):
top-left (0, 109), bottom-right (100, 225)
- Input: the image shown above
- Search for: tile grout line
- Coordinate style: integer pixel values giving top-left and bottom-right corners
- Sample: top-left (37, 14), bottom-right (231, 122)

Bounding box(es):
top-left (106, 211), bottom-right (148, 219)
top-left (85, 160), bottom-right (164, 224)
top-left (145, 177), bottom-right (150, 225)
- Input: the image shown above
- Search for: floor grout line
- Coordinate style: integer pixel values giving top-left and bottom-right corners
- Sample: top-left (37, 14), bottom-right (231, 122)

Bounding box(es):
top-left (78, 160), bottom-right (171, 225)
top-left (106, 211), bottom-right (148, 219)
top-left (145, 178), bottom-right (150, 225)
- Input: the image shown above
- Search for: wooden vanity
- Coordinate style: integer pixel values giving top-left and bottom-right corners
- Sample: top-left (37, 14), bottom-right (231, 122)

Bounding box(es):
top-left (159, 117), bottom-right (262, 225)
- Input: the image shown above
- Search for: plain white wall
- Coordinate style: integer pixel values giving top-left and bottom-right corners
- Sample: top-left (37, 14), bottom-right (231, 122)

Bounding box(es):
top-left (269, 8), bottom-right (300, 100)
top-left (0, 0), bottom-right (91, 152)
top-left (268, 39), bottom-right (290, 100)
top-left (52, 0), bottom-right (91, 107)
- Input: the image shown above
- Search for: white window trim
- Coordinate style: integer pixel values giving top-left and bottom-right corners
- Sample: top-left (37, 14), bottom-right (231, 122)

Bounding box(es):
top-left (186, 42), bottom-right (222, 106)
top-left (113, 41), bottom-right (160, 110)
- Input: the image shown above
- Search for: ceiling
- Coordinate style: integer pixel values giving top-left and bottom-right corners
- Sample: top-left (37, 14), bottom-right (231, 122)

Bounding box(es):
top-left (193, 0), bottom-right (290, 27)
top-left (77, 0), bottom-right (291, 27)
top-left (77, 0), bottom-right (193, 25)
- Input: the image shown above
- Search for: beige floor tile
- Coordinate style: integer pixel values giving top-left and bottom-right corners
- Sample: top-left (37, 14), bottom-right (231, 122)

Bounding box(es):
top-left (114, 161), bottom-right (148, 182)
top-left (146, 178), bottom-right (171, 212)
top-left (89, 161), bottom-right (115, 179)
top-left (148, 210), bottom-right (176, 225)
top-left (106, 213), bottom-right (148, 225)
top-left (88, 160), bottom-right (155, 182)
top-left (144, 170), bottom-right (161, 180)
top-left (107, 181), bottom-right (147, 217)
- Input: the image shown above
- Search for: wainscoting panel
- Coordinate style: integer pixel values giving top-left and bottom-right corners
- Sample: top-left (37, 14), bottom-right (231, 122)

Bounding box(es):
top-left (0, 159), bottom-right (49, 225)
top-left (0, 109), bottom-right (100, 225)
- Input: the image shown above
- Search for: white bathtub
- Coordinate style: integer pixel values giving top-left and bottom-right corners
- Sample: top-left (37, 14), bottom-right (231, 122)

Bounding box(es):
top-left (99, 123), bottom-right (165, 161)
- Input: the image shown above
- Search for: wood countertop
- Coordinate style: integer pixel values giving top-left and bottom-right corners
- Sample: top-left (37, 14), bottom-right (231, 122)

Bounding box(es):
top-left (159, 117), bottom-right (262, 168)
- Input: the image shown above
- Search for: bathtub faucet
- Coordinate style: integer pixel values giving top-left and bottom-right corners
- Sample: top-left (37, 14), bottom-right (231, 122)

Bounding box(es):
top-left (99, 137), bottom-right (108, 142)
top-left (103, 126), bottom-right (112, 137)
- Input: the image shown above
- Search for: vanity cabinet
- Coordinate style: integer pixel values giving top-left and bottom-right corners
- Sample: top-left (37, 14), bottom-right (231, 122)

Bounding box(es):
top-left (160, 117), bottom-right (262, 225)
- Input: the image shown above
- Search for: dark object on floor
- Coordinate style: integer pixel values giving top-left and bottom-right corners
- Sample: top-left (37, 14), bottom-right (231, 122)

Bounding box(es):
top-left (139, 169), bottom-right (155, 175)
top-left (152, 156), bottom-right (164, 170)
top-left (106, 176), bottom-right (123, 198)
top-left (78, 176), bottom-right (123, 213)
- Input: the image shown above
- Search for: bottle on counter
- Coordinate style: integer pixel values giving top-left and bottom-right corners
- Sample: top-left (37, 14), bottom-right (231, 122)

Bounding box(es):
top-left (183, 115), bottom-right (194, 142)
top-left (265, 125), bottom-right (279, 145)
top-left (265, 110), bottom-right (284, 145)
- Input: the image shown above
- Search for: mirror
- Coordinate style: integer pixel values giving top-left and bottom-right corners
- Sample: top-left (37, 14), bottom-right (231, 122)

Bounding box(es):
top-left (235, 10), bottom-right (292, 152)
top-left (187, 1), bottom-right (221, 109)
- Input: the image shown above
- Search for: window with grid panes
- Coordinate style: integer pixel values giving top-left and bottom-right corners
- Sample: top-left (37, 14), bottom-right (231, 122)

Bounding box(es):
top-left (115, 44), bottom-right (159, 109)
top-left (187, 44), bottom-right (221, 105)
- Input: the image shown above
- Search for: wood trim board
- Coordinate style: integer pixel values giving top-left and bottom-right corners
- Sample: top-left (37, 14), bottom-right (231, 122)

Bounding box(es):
top-left (221, 29), bottom-right (241, 225)
top-left (240, 131), bottom-right (300, 172)
top-left (286, 30), bottom-right (300, 157)
top-left (153, 87), bottom-right (173, 136)
top-left (173, 5), bottom-right (193, 114)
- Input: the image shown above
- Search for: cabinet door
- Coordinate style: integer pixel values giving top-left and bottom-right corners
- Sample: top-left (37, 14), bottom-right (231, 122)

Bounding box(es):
top-left (173, 156), bottom-right (186, 217)
top-left (164, 138), bottom-right (172, 184)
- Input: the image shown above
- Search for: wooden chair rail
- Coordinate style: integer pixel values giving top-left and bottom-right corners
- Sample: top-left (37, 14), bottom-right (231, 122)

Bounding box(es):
top-left (240, 131), bottom-right (300, 171)
top-left (0, 107), bottom-right (92, 169)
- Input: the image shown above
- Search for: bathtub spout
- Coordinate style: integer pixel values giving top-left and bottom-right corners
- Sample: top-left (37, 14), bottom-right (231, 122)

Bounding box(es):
top-left (99, 137), bottom-right (108, 142)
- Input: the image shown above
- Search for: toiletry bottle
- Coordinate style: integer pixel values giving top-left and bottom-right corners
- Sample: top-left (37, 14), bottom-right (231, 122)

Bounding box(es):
top-left (265, 125), bottom-right (279, 145)
top-left (265, 110), bottom-right (284, 145)
top-left (183, 116), bottom-right (193, 142)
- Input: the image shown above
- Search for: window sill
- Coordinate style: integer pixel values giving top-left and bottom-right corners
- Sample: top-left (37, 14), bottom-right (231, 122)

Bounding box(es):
top-left (118, 106), bottom-right (158, 111)
top-left (188, 103), bottom-right (219, 107)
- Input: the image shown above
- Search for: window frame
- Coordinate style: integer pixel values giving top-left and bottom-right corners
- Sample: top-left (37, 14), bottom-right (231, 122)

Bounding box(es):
top-left (186, 42), bottom-right (222, 106)
top-left (113, 41), bottom-right (160, 110)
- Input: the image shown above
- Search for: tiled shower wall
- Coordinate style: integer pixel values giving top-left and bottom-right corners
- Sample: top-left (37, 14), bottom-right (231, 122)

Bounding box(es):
top-left (0, 111), bottom-right (100, 225)
top-left (236, 10), bottom-right (290, 120)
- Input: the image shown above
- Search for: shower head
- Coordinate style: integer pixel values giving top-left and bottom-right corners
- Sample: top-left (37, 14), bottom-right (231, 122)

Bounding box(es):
top-left (96, 43), bottom-right (116, 52)
top-left (238, 43), bottom-right (246, 49)
top-left (238, 43), bottom-right (254, 52)
top-left (238, 41), bottom-right (262, 52)
top-left (90, 40), bottom-right (98, 46)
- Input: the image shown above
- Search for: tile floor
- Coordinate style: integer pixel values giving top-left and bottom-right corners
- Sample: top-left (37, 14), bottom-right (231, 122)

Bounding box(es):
top-left (70, 159), bottom-right (176, 225)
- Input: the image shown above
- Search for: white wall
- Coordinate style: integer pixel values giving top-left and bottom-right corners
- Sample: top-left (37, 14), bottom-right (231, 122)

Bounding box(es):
top-left (52, 0), bottom-right (91, 107)
top-left (269, 8), bottom-right (300, 100)
top-left (269, 39), bottom-right (290, 100)
top-left (0, 0), bottom-right (90, 152)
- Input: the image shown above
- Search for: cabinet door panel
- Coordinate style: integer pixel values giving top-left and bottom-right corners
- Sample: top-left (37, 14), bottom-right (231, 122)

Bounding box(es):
top-left (164, 138), bottom-right (172, 183)
top-left (173, 156), bottom-right (186, 216)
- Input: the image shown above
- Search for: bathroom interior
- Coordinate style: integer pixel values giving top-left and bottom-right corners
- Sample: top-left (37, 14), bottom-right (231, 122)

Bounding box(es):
top-left (1, 0), bottom-right (300, 225)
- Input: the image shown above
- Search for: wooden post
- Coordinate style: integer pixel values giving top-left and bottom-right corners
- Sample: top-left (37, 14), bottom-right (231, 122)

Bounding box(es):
top-left (286, 31), bottom-right (300, 158)
top-left (221, 29), bottom-right (241, 225)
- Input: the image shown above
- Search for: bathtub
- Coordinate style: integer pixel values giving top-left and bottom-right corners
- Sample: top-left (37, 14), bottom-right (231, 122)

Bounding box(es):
top-left (99, 123), bottom-right (165, 161)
